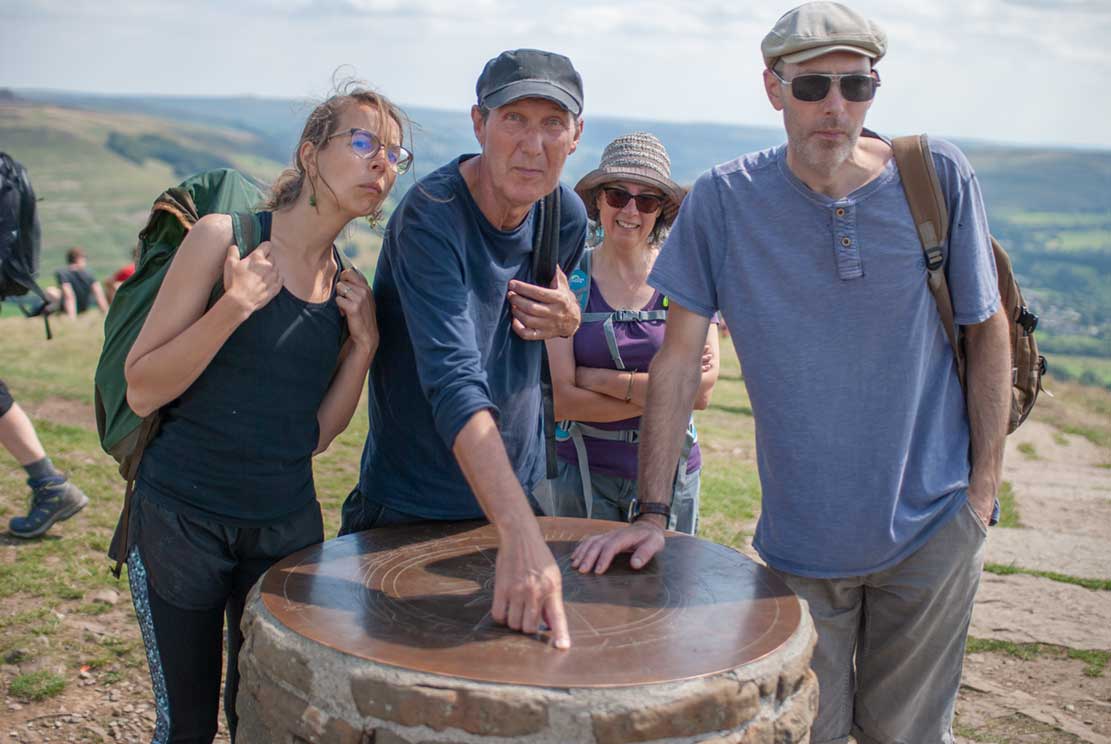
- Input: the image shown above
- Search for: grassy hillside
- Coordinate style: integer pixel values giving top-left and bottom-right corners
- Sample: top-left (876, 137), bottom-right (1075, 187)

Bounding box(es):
top-left (15, 90), bottom-right (788, 187)
top-left (0, 102), bottom-right (277, 277)
top-left (0, 100), bottom-right (385, 282)
top-left (6, 91), bottom-right (1111, 384)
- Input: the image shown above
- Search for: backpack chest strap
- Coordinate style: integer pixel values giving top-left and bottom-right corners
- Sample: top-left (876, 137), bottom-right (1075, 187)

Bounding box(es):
top-left (560, 418), bottom-right (698, 520)
top-left (582, 308), bottom-right (670, 370)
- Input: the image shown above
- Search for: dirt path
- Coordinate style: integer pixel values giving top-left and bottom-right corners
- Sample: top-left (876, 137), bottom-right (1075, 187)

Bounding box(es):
top-left (956, 419), bottom-right (1111, 743)
top-left (988, 420), bottom-right (1111, 580)
top-left (19, 398), bottom-right (97, 435)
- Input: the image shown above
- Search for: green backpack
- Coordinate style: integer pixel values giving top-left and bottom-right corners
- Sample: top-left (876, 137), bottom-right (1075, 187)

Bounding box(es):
top-left (99, 168), bottom-right (357, 575)
top-left (98, 169), bottom-right (269, 575)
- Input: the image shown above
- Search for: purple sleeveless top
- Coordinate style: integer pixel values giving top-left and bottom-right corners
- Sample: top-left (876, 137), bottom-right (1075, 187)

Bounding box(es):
top-left (555, 278), bottom-right (702, 480)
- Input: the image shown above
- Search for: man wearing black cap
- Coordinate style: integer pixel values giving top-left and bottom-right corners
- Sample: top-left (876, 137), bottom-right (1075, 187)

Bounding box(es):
top-left (340, 49), bottom-right (587, 649)
top-left (573, 2), bottom-right (1012, 740)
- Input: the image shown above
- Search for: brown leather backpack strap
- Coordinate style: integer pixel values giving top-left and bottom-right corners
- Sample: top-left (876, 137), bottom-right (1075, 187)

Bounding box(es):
top-left (108, 413), bottom-right (160, 579)
top-left (110, 477), bottom-right (137, 579)
top-left (892, 134), bottom-right (965, 385)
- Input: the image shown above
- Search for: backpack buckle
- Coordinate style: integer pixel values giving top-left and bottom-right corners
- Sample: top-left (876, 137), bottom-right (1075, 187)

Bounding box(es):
top-left (613, 309), bottom-right (640, 323)
top-left (1017, 306), bottom-right (1038, 335)
top-left (925, 246), bottom-right (944, 272)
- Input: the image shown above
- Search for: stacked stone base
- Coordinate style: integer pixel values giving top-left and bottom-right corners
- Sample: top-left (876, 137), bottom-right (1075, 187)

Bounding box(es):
top-left (237, 586), bottom-right (817, 744)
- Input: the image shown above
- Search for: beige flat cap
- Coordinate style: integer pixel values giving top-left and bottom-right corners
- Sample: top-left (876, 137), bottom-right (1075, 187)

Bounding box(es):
top-left (761, 2), bottom-right (887, 69)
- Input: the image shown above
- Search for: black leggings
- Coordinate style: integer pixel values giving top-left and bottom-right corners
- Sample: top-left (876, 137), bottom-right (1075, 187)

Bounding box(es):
top-left (127, 496), bottom-right (323, 743)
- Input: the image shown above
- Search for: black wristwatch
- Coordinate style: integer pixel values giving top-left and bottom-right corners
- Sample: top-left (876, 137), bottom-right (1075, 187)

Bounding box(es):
top-left (627, 498), bottom-right (670, 524)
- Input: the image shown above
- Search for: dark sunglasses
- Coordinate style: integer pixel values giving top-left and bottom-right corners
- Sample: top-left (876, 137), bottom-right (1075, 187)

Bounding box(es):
top-left (771, 70), bottom-right (881, 103)
top-left (327, 128), bottom-right (413, 173)
top-left (602, 187), bottom-right (665, 214)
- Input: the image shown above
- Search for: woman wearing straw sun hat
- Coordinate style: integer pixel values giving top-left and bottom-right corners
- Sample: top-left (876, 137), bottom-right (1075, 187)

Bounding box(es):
top-left (545, 132), bottom-right (719, 534)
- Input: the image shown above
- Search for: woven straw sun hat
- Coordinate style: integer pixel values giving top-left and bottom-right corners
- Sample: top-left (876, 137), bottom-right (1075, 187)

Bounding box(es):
top-left (574, 132), bottom-right (684, 226)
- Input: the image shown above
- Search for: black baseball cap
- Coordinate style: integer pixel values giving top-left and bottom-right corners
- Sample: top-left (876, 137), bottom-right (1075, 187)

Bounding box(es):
top-left (476, 49), bottom-right (583, 117)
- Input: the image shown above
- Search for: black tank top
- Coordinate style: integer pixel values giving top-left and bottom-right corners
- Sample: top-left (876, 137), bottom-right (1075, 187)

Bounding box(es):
top-left (139, 215), bottom-right (344, 525)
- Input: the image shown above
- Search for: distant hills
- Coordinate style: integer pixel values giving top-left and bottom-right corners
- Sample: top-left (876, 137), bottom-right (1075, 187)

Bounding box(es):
top-left (3, 89), bottom-right (1109, 361)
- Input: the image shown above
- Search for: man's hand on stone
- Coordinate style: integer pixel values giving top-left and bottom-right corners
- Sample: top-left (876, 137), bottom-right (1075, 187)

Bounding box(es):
top-left (508, 266), bottom-right (580, 340)
top-left (571, 518), bottom-right (666, 575)
top-left (492, 521), bottom-right (571, 649)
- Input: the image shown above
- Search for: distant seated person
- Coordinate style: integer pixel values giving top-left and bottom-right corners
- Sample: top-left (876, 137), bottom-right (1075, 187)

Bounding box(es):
top-left (41, 247), bottom-right (109, 319)
top-left (104, 262), bottom-right (135, 305)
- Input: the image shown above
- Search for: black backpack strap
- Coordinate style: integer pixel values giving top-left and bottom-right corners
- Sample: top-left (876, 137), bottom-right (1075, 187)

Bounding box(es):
top-left (14, 277), bottom-right (53, 340)
top-left (207, 211), bottom-right (270, 308)
top-left (256, 210), bottom-right (273, 244)
top-left (531, 188), bottom-right (560, 286)
top-left (231, 210), bottom-right (265, 258)
top-left (532, 189), bottom-right (561, 480)
top-left (334, 246), bottom-right (357, 349)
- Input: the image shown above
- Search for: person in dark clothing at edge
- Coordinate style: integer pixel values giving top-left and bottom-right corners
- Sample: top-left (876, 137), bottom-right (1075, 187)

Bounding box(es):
top-left (2, 379), bottom-right (89, 537)
top-left (340, 49), bottom-right (587, 650)
top-left (122, 85), bottom-right (411, 743)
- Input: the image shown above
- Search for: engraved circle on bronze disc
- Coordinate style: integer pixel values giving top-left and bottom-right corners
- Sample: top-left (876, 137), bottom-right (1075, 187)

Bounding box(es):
top-left (259, 517), bottom-right (801, 687)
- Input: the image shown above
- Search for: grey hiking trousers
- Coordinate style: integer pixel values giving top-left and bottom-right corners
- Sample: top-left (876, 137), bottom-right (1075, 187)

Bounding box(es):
top-left (770, 499), bottom-right (988, 744)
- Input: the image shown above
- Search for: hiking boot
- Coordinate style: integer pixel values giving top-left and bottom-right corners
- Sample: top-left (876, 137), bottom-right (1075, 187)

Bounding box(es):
top-left (8, 480), bottom-right (89, 539)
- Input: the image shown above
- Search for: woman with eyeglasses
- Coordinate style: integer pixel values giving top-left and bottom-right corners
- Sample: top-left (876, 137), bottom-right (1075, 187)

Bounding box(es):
top-left (544, 133), bottom-right (719, 535)
top-left (120, 82), bottom-right (411, 743)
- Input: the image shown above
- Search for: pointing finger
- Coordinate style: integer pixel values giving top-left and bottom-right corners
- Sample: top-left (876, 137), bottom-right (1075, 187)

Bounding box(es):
top-left (543, 593), bottom-right (571, 650)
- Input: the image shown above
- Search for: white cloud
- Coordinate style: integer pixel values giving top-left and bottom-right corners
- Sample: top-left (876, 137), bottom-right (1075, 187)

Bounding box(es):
top-left (2, 0), bottom-right (1108, 148)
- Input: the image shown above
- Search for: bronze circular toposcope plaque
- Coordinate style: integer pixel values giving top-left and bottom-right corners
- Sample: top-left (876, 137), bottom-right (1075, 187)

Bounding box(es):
top-left (259, 517), bottom-right (802, 688)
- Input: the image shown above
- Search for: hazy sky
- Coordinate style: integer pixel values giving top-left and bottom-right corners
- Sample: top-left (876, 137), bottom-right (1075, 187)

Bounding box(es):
top-left (3, 0), bottom-right (1109, 150)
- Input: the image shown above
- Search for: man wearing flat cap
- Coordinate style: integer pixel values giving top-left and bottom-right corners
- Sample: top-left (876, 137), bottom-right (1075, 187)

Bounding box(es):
top-left (574, 3), bottom-right (1011, 740)
top-left (341, 49), bottom-right (588, 649)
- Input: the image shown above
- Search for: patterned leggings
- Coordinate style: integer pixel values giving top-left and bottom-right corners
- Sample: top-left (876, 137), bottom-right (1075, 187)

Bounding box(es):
top-left (128, 547), bottom-right (223, 743)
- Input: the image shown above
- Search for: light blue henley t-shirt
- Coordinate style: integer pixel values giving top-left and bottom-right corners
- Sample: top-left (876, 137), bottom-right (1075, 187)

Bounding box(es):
top-left (650, 133), bottom-right (1000, 578)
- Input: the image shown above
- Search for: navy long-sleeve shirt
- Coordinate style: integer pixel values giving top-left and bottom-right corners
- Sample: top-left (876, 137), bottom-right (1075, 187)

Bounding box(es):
top-left (353, 155), bottom-right (586, 519)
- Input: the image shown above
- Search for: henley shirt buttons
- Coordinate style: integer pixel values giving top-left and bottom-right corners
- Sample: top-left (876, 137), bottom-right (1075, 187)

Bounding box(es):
top-left (835, 208), bottom-right (846, 217)
top-left (841, 237), bottom-right (852, 248)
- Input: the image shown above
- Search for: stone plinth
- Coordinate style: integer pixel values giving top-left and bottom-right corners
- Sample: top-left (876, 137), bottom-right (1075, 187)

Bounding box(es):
top-left (237, 518), bottom-right (817, 743)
